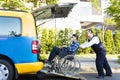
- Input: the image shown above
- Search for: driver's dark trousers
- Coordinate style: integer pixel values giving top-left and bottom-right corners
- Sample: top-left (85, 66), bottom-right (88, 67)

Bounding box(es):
top-left (96, 52), bottom-right (112, 77)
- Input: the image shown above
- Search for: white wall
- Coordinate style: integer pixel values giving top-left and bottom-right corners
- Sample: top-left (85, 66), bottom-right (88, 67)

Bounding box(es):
top-left (39, 3), bottom-right (82, 30)
top-left (39, 0), bottom-right (104, 30)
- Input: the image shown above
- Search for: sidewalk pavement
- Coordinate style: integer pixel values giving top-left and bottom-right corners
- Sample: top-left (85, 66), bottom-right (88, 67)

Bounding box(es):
top-left (81, 73), bottom-right (120, 80)
top-left (79, 58), bottom-right (120, 73)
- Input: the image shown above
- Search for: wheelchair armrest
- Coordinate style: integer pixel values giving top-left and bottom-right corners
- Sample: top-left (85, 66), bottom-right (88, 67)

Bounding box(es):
top-left (65, 55), bottom-right (74, 60)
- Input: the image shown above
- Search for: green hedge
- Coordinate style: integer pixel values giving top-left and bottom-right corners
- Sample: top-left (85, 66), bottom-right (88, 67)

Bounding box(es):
top-left (104, 30), bottom-right (115, 54)
top-left (118, 56), bottom-right (120, 63)
top-left (114, 31), bottom-right (120, 54)
top-left (38, 27), bottom-right (120, 55)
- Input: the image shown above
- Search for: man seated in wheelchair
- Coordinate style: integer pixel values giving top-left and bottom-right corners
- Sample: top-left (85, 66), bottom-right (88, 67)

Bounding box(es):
top-left (46, 34), bottom-right (79, 64)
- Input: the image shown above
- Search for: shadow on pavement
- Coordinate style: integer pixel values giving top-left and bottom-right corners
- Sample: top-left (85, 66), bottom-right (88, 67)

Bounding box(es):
top-left (81, 73), bottom-right (120, 80)
top-left (17, 74), bottom-right (79, 80)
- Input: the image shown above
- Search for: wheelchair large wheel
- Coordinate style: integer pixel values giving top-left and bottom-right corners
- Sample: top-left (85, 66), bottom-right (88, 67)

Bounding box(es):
top-left (58, 55), bottom-right (81, 76)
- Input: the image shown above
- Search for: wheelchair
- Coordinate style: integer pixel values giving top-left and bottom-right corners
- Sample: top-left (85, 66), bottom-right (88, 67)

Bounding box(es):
top-left (47, 54), bottom-right (81, 76)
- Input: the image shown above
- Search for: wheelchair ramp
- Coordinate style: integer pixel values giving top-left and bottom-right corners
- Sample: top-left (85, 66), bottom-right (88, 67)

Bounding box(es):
top-left (39, 56), bottom-right (87, 80)
top-left (39, 69), bottom-right (87, 80)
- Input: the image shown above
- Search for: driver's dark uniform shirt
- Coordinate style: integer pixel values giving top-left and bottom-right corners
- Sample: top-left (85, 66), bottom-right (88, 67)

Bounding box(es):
top-left (88, 36), bottom-right (106, 54)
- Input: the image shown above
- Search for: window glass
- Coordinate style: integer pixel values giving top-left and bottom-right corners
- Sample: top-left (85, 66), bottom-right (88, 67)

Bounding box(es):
top-left (34, 8), bottom-right (52, 20)
top-left (0, 16), bottom-right (21, 36)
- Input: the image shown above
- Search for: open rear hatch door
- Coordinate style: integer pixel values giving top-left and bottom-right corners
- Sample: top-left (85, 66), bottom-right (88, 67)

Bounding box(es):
top-left (32, 3), bottom-right (76, 26)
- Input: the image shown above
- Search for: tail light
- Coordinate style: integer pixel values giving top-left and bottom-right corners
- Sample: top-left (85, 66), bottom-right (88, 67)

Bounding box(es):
top-left (32, 40), bottom-right (39, 54)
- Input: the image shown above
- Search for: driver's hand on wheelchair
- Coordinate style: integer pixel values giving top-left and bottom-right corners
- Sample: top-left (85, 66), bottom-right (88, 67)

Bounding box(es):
top-left (79, 45), bottom-right (83, 49)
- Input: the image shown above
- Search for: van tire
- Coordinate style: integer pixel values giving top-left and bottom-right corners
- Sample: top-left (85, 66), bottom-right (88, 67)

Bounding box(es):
top-left (0, 59), bottom-right (14, 80)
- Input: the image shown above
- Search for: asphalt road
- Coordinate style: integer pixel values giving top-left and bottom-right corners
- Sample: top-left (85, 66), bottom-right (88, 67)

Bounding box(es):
top-left (17, 73), bottom-right (120, 80)
top-left (82, 73), bottom-right (120, 80)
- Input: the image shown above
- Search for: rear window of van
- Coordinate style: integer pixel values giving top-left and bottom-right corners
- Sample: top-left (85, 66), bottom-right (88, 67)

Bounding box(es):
top-left (0, 16), bottom-right (21, 36)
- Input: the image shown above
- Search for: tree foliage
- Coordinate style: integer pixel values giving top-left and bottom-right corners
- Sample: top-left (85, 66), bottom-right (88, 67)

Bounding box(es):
top-left (0, 0), bottom-right (57, 10)
top-left (104, 18), bottom-right (116, 27)
top-left (106, 0), bottom-right (120, 28)
top-left (96, 28), bottom-right (103, 42)
top-left (104, 30), bottom-right (114, 54)
top-left (0, 0), bottom-right (27, 10)
top-left (75, 30), bottom-right (81, 43)
top-left (56, 28), bottom-right (73, 46)
top-left (47, 29), bottom-right (55, 51)
top-left (118, 56), bottom-right (120, 63)
top-left (89, 0), bottom-right (100, 10)
top-left (56, 30), bottom-right (65, 46)
top-left (114, 31), bottom-right (120, 54)
top-left (41, 28), bottom-right (48, 54)
top-left (79, 30), bottom-right (92, 54)
top-left (47, 0), bottom-right (57, 4)
top-left (64, 28), bottom-right (69, 46)
top-left (64, 28), bottom-right (73, 46)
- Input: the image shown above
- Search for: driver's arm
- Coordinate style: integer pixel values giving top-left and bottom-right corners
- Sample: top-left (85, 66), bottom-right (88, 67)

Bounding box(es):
top-left (80, 37), bottom-right (99, 48)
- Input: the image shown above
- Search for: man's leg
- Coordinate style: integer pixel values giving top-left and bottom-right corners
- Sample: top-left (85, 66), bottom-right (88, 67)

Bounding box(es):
top-left (95, 54), bottom-right (105, 78)
top-left (48, 46), bottom-right (61, 62)
top-left (58, 49), bottom-right (69, 58)
top-left (103, 57), bottom-right (112, 76)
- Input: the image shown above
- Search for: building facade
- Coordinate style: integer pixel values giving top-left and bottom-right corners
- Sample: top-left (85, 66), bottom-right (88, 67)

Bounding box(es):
top-left (39, 0), bottom-right (109, 30)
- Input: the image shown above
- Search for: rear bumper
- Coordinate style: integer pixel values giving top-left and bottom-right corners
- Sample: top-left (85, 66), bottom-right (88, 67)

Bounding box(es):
top-left (15, 62), bottom-right (44, 74)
